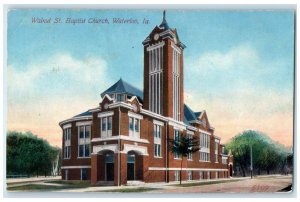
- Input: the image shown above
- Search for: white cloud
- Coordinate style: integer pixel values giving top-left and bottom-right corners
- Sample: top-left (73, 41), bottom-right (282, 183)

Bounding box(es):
top-left (7, 53), bottom-right (108, 94)
top-left (189, 44), bottom-right (259, 73)
top-left (7, 53), bottom-right (110, 147)
top-left (184, 44), bottom-right (293, 145)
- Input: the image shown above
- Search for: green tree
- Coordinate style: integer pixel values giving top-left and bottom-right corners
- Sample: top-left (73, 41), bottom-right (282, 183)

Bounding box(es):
top-left (169, 135), bottom-right (199, 184)
top-left (226, 130), bottom-right (290, 177)
top-left (6, 131), bottom-right (61, 177)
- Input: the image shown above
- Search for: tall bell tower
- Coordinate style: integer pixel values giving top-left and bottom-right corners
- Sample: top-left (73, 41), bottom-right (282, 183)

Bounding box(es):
top-left (142, 11), bottom-right (186, 121)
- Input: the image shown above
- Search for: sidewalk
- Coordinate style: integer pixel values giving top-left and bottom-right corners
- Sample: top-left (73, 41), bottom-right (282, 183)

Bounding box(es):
top-left (7, 176), bottom-right (61, 184)
top-left (55, 176), bottom-right (250, 192)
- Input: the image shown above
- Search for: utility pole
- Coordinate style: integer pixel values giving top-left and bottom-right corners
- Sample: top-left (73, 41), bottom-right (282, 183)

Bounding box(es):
top-left (250, 144), bottom-right (253, 179)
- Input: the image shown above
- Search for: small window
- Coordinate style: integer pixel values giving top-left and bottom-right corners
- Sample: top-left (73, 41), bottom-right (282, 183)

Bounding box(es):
top-left (199, 171), bottom-right (204, 180)
top-left (79, 145), bottom-right (84, 157)
top-left (102, 117), bottom-right (107, 131)
top-left (127, 154), bottom-right (135, 163)
top-left (129, 117), bottom-right (140, 138)
top-left (175, 171), bottom-right (180, 181)
top-left (85, 144), bottom-right (90, 156)
top-left (101, 116), bottom-right (112, 138)
top-left (78, 125), bottom-right (91, 157)
top-left (174, 130), bottom-right (180, 159)
top-left (188, 171), bottom-right (192, 181)
top-left (187, 134), bottom-right (193, 160)
top-left (207, 171), bottom-right (210, 179)
top-left (65, 169), bottom-right (69, 180)
top-left (154, 144), bottom-right (161, 157)
top-left (85, 125), bottom-right (90, 138)
top-left (105, 154), bottom-right (114, 163)
top-left (79, 126), bottom-right (84, 139)
top-left (154, 124), bottom-right (162, 157)
top-left (117, 94), bottom-right (125, 102)
top-left (134, 119), bottom-right (139, 132)
top-left (81, 168), bottom-right (88, 180)
top-left (129, 117), bottom-right (134, 131)
top-left (108, 117), bottom-right (112, 130)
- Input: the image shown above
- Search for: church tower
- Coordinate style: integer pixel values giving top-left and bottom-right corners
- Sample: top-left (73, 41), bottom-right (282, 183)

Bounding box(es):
top-left (142, 11), bottom-right (186, 121)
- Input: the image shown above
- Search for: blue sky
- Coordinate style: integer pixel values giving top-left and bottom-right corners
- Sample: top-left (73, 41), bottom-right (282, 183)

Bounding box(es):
top-left (7, 9), bottom-right (294, 146)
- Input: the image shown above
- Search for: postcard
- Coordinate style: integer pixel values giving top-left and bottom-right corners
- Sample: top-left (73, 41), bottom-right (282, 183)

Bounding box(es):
top-left (5, 7), bottom-right (294, 195)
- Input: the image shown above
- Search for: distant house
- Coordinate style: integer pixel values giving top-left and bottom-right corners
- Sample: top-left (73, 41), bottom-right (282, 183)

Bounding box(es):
top-left (59, 11), bottom-right (233, 186)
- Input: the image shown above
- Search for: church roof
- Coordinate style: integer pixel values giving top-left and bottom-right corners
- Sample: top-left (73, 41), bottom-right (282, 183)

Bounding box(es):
top-left (74, 103), bottom-right (200, 125)
top-left (100, 78), bottom-right (143, 101)
top-left (194, 111), bottom-right (202, 118)
top-left (73, 110), bottom-right (92, 118)
top-left (142, 11), bottom-right (186, 49)
top-left (158, 10), bottom-right (170, 30)
top-left (74, 80), bottom-right (200, 125)
top-left (184, 104), bottom-right (198, 122)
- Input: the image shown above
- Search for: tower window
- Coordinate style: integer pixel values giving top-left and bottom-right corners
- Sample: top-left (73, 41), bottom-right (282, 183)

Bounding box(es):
top-left (172, 46), bottom-right (181, 121)
top-left (148, 42), bottom-right (164, 115)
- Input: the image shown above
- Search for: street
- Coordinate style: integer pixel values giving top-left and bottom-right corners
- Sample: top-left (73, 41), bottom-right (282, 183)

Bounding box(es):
top-left (6, 175), bottom-right (292, 194)
top-left (148, 175), bottom-right (292, 193)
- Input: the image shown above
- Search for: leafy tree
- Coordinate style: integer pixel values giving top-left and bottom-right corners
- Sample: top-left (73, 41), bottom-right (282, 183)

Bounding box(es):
top-left (169, 135), bottom-right (199, 184)
top-left (226, 130), bottom-right (291, 177)
top-left (6, 131), bottom-right (61, 177)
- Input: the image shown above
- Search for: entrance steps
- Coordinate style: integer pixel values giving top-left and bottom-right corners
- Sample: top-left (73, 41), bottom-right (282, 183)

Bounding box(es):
top-left (96, 181), bottom-right (114, 186)
top-left (126, 180), bottom-right (145, 186)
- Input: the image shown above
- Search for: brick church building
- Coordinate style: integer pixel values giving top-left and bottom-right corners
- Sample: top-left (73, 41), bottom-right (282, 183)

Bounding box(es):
top-left (59, 11), bottom-right (233, 186)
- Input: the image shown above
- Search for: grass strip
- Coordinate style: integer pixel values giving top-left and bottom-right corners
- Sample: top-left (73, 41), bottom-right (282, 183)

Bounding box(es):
top-left (7, 181), bottom-right (92, 191)
top-left (44, 180), bottom-right (91, 186)
top-left (7, 184), bottom-right (70, 191)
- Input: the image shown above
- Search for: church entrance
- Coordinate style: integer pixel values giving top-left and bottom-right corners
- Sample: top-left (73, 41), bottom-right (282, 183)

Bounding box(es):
top-left (105, 153), bottom-right (114, 181)
top-left (127, 153), bottom-right (135, 181)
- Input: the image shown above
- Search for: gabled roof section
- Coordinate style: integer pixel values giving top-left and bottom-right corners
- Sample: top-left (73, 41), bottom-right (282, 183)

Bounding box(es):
top-left (73, 110), bottom-right (92, 118)
top-left (100, 78), bottom-right (143, 101)
top-left (184, 104), bottom-right (197, 122)
top-left (194, 111), bottom-right (202, 118)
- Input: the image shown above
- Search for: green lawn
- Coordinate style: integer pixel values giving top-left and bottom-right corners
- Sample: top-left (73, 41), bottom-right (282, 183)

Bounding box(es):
top-left (7, 180), bottom-right (92, 191)
top-left (7, 184), bottom-right (68, 191)
top-left (44, 180), bottom-right (91, 187)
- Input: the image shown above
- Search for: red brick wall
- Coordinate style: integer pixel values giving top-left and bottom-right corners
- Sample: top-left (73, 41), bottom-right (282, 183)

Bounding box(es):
top-left (144, 170), bottom-right (165, 183)
top-left (61, 111), bottom-right (231, 184)
top-left (62, 168), bottom-right (91, 181)
top-left (62, 121), bottom-right (91, 167)
top-left (120, 153), bottom-right (127, 185)
top-left (143, 36), bottom-right (184, 122)
top-left (92, 112), bottom-right (100, 139)
top-left (120, 108), bottom-right (129, 136)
